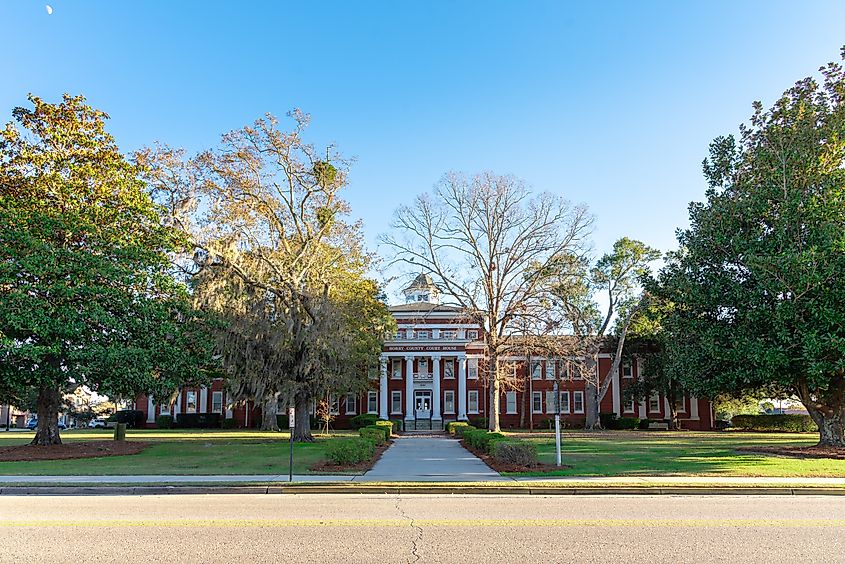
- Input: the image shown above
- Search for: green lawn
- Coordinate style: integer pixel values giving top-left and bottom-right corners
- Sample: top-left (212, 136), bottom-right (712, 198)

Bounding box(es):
top-left (506, 430), bottom-right (845, 477)
top-left (0, 429), bottom-right (357, 475)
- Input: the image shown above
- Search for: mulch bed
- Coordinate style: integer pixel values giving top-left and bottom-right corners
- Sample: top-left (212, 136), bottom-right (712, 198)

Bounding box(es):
top-left (738, 445), bottom-right (845, 460)
top-left (0, 441), bottom-right (150, 462)
top-left (309, 440), bottom-right (392, 473)
top-left (460, 439), bottom-right (569, 473)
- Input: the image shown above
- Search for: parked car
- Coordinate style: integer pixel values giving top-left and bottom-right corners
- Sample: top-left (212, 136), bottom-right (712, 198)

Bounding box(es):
top-left (26, 418), bottom-right (66, 430)
top-left (88, 418), bottom-right (111, 429)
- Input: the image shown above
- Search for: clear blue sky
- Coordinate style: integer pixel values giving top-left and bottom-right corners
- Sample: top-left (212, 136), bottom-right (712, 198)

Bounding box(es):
top-left (2, 1), bottom-right (844, 298)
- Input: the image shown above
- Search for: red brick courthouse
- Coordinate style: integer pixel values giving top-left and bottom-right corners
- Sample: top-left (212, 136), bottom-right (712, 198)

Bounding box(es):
top-left (135, 274), bottom-right (713, 431)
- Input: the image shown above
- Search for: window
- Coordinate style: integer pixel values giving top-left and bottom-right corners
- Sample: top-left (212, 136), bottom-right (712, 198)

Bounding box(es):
top-left (468, 390), bottom-right (479, 413)
top-left (546, 391), bottom-right (556, 414)
top-left (212, 391), bottom-right (223, 414)
top-left (443, 360), bottom-right (455, 379)
top-left (649, 393), bottom-right (661, 413)
top-left (560, 391), bottom-right (571, 414)
top-left (505, 391), bottom-right (517, 414)
top-left (395, 329), bottom-right (405, 339)
top-left (329, 394), bottom-right (339, 415)
top-left (444, 390), bottom-right (455, 414)
top-left (468, 358), bottom-right (479, 379)
top-left (186, 391), bottom-right (197, 414)
top-left (530, 361), bottom-right (542, 380)
top-left (366, 391), bottom-right (378, 414)
top-left (441, 330), bottom-right (457, 340)
top-left (415, 330), bottom-right (430, 339)
top-left (560, 362), bottom-right (569, 380)
top-left (573, 391), bottom-right (584, 414)
top-left (624, 399), bottom-right (635, 413)
top-left (674, 393), bottom-right (686, 413)
top-left (532, 391), bottom-right (543, 413)
top-left (623, 362), bottom-right (633, 379)
top-left (345, 393), bottom-right (356, 415)
top-left (391, 391), bottom-right (402, 414)
top-left (466, 329), bottom-right (479, 339)
top-left (391, 360), bottom-right (402, 379)
top-left (545, 361), bottom-right (556, 380)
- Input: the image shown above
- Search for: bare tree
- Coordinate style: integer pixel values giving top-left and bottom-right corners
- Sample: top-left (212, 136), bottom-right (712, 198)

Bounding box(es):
top-left (382, 172), bottom-right (592, 431)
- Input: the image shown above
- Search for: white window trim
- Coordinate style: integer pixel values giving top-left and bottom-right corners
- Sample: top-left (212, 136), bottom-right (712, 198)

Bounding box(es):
top-left (531, 362), bottom-right (542, 380)
top-left (560, 391), bottom-right (571, 414)
top-left (545, 361), bottom-right (556, 380)
top-left (329, 394), bottom-right (340, 416)
top-left (532, 391), bottom-right (543, 414)
top-left (159, 404), bottom-right (170, 416)
top-left (186, 391), bottom-right (197, 414)
top-left (468, 358), bottom-right (479, 380)
top-left (345, 393), bottom-right (356, 415)
top-left (573, 391), bottom-right (585, 414)
top-left (622, 362), bottom-right (633, 379)
top-left (466, 329), bottom-right (479, 339)
top-left (391, 391), bottom-right (402, 415)
top-left (211, 391), bottom-right (223, 414)
top-left (675, 395), bottom-right (687, 414)
top-left (367, 391), bottom-right (378, 414)
top-left (505, 391), bottom-right (517, 414)
top-left (443, 390), bottom-right (456, 414)
top-left (649, 393), bottom-right (661, 413)
top-left (391, 360), bottom-right (402, 380)
top-left (624, 399), bottom-right (636, 413)
top-left (468, 390), bottom-right (480, 414)
top-left (545, 390), bottom-right (556, 414)
top-left (443, 360), bottom-right (455, 379)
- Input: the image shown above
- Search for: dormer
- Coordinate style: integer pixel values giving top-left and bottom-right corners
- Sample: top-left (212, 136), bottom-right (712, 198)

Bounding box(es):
top-left (402, 273), bottom-right (441, 304)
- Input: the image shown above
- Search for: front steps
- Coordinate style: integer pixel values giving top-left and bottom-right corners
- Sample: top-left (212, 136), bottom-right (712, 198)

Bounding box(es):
top-left (403, 419), bottom-right (444, 432)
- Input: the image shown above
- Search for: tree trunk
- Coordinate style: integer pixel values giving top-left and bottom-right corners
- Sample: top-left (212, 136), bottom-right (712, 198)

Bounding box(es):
top-left (585, 379), bottom-right (601, 429)
top-left (293, 392), bottom-right (313, 442)
top-left (31, 384), bottom-right (62, 446)
top-left (487, 348), bottom-right (501, 432)
top-left (797, 376), bottom-right (845, 447)
top-left (260, 394), bottom-right (279, 431)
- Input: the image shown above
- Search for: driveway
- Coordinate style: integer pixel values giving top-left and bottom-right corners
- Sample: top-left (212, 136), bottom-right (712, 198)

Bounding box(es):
top-left (356, 435), bottom-right (506, 482)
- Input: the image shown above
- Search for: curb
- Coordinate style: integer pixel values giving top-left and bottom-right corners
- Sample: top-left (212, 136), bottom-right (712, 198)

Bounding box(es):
top-left (2, 484), bottom-right (844, 496)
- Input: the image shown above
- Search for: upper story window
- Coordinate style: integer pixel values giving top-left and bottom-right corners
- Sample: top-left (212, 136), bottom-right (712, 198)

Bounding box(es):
top-left (468, 358), bottom-right (479, 379)
top-left (545, 361), bottom-right (556, 380)
top-left (623, 362), bottom-right (633, 379)
top-left (391, 360), bottom-right (402, 379)
top-left (441, 330), bottom-right (457, 340)
top-left (466, 329), bottom-right (479, 340)
top-left (531, 361), bottom-right (542, 380)
top-left (415, 330), bottom-right (430, 339)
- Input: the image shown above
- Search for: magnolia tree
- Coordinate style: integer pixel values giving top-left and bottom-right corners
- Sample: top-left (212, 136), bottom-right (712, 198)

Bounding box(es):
top-left (383, 172), bottom-right (592, 432)
top-left (138, 111), bottom-right (392, 440)
top-left (657, 49), bottom-right (845, 447)
top-left (0, 95), bottom-right (212, 445)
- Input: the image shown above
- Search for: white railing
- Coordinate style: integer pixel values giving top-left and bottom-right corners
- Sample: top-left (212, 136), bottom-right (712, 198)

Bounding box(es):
top-left (414, 373), bottom-right (433, 382)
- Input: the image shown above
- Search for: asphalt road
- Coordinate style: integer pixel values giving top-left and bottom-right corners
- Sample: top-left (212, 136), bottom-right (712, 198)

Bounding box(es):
top-left (2, 494), bottom-right (844, 563)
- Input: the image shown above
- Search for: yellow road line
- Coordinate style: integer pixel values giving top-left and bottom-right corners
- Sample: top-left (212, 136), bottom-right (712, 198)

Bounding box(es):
top-left (1, 518), bottom-right (844, 528)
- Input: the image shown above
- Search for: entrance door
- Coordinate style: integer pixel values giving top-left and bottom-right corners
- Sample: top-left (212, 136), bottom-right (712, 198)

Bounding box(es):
top-left (414, 390), bottom-right (432, 419)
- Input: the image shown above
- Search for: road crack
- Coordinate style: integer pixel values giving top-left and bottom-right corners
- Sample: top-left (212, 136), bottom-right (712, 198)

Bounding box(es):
top-left (395, 495), bottom-right (423, 564)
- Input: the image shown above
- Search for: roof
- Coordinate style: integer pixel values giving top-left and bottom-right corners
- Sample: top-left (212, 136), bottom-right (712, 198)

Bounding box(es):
top-left (403, 273), bottom-right (437, 292)
top-left (389, 303), bottom-right (464, 313)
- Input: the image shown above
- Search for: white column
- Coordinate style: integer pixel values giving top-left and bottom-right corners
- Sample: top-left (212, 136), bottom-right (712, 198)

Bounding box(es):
top-left (457, 357), bottom-right (468, 421)
top-left (690, 395), bottom-right (700, 420)
top-left (225, 391), bottom-right (233, 420)
top-left (175, 390), bottom-right (182, 415)
top-left (664, 397), bottom-right (672, 420)
top-left (404, 355), bottom-right (415, 421)
top-left (199, 387), bottom-right (208, 413)
top-left (611, 364), bottom-right (621, 417)
top-left (379, 356), bottom-right (389, 420)
top-left (146, 396), bottom-right (155, 423)
top-left (431, 354), bottom-right (442, 421)
top-left (638, 400), bottom-right (646, 419)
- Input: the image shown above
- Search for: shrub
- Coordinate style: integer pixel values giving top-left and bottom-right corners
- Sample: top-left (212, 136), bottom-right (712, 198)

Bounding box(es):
top-left (446, 421), bottom-right (470, 435)
top-left (108, 410), bottom-right (145, 428)
top-left (350, 414), bottom-right (379, 429)
top-left (616, 417), bottom-right (640, 430)
top-left (714, 419), bottom-right (732, 430)
top-left (365, 424), bottom-right (390, 442)
top-left (389, 419), bottom-right (404, 432)
top-left (326, 437), bottom-right (376, 465)
top-left (454, 424), bottom-right (476, 437)
top-left (731, 414), bottom-right (816, 433)
top-left (175, 413), bottom-right (222, 429)
top-left (638, 418), bottom-right (653, 430)
top-left (491, 441), bottom-right (539, 467)
top-left (468, 417), bottom-right (488, 429)
top-left (221, 418), bottom-right (237, 429)
top-left (477, 432), bottom-right (507, 453)
top-left (376, 419), bottom-right (396, 436)
top-left (155, 414), bottom-right (173, 429)
top-left (462, 428), bottom-right (486, 449)
top-left (599, 412), bottom-right (618, 429)
top-left (463, 429), bottom-right (507, 453)
top-left (358, 426), bottom-right (386, 445)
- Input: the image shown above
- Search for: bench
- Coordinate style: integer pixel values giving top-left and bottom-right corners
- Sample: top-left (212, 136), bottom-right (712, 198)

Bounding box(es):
top-left (647, 422), bottom-right (670, 430)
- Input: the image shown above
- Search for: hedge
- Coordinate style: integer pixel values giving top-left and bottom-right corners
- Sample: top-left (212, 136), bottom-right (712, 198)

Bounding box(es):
top-left (365, 424), bottom-right (390, 442)
top-left (490, 441), bottom-right (539, 467)
top-left (463, 429), bottom-right (507, 453)
top-left (326, 437), bottom-right (377, 465)
top-left (107, 410), bottom-right (145, 428)
top-left (377, 419), bottom-right (397, 435)
top-left (358, 426), bottom-right (386, 445)
top-left (731, 414), bottom-right (817, 433)
top-left (468, 417), bottom-right (488, 429)
top-left (155, 414), bottom-right (174, 429)
top-left (446, 421), bottom-right (470, 435)
top-left (616, 417), bottom-right (639, 430)
top-left (350, 414), bottom-right (379, 429)
top-left (454, 424), bottom-right (476, 437)
top-left (174, 413), bottom-right (221, 429)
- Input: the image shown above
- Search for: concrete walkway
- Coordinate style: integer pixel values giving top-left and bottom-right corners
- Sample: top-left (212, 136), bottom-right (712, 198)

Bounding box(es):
top-left (357, 435), bottom-right (506, 482)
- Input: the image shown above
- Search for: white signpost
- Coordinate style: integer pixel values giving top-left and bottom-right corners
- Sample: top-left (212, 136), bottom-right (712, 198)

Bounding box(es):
top-left (288, 407), bottom-right (295, 482)
top-left (553, 381), bottom-right (562, 466)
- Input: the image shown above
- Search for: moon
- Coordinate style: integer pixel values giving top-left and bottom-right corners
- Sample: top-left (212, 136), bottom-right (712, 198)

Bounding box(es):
top-left (45, 5), bottom-right (53, 15)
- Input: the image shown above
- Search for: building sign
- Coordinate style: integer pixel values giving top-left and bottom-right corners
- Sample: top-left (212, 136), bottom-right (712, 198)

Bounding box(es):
top-left (384, 345), bottom-right (462, 352)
